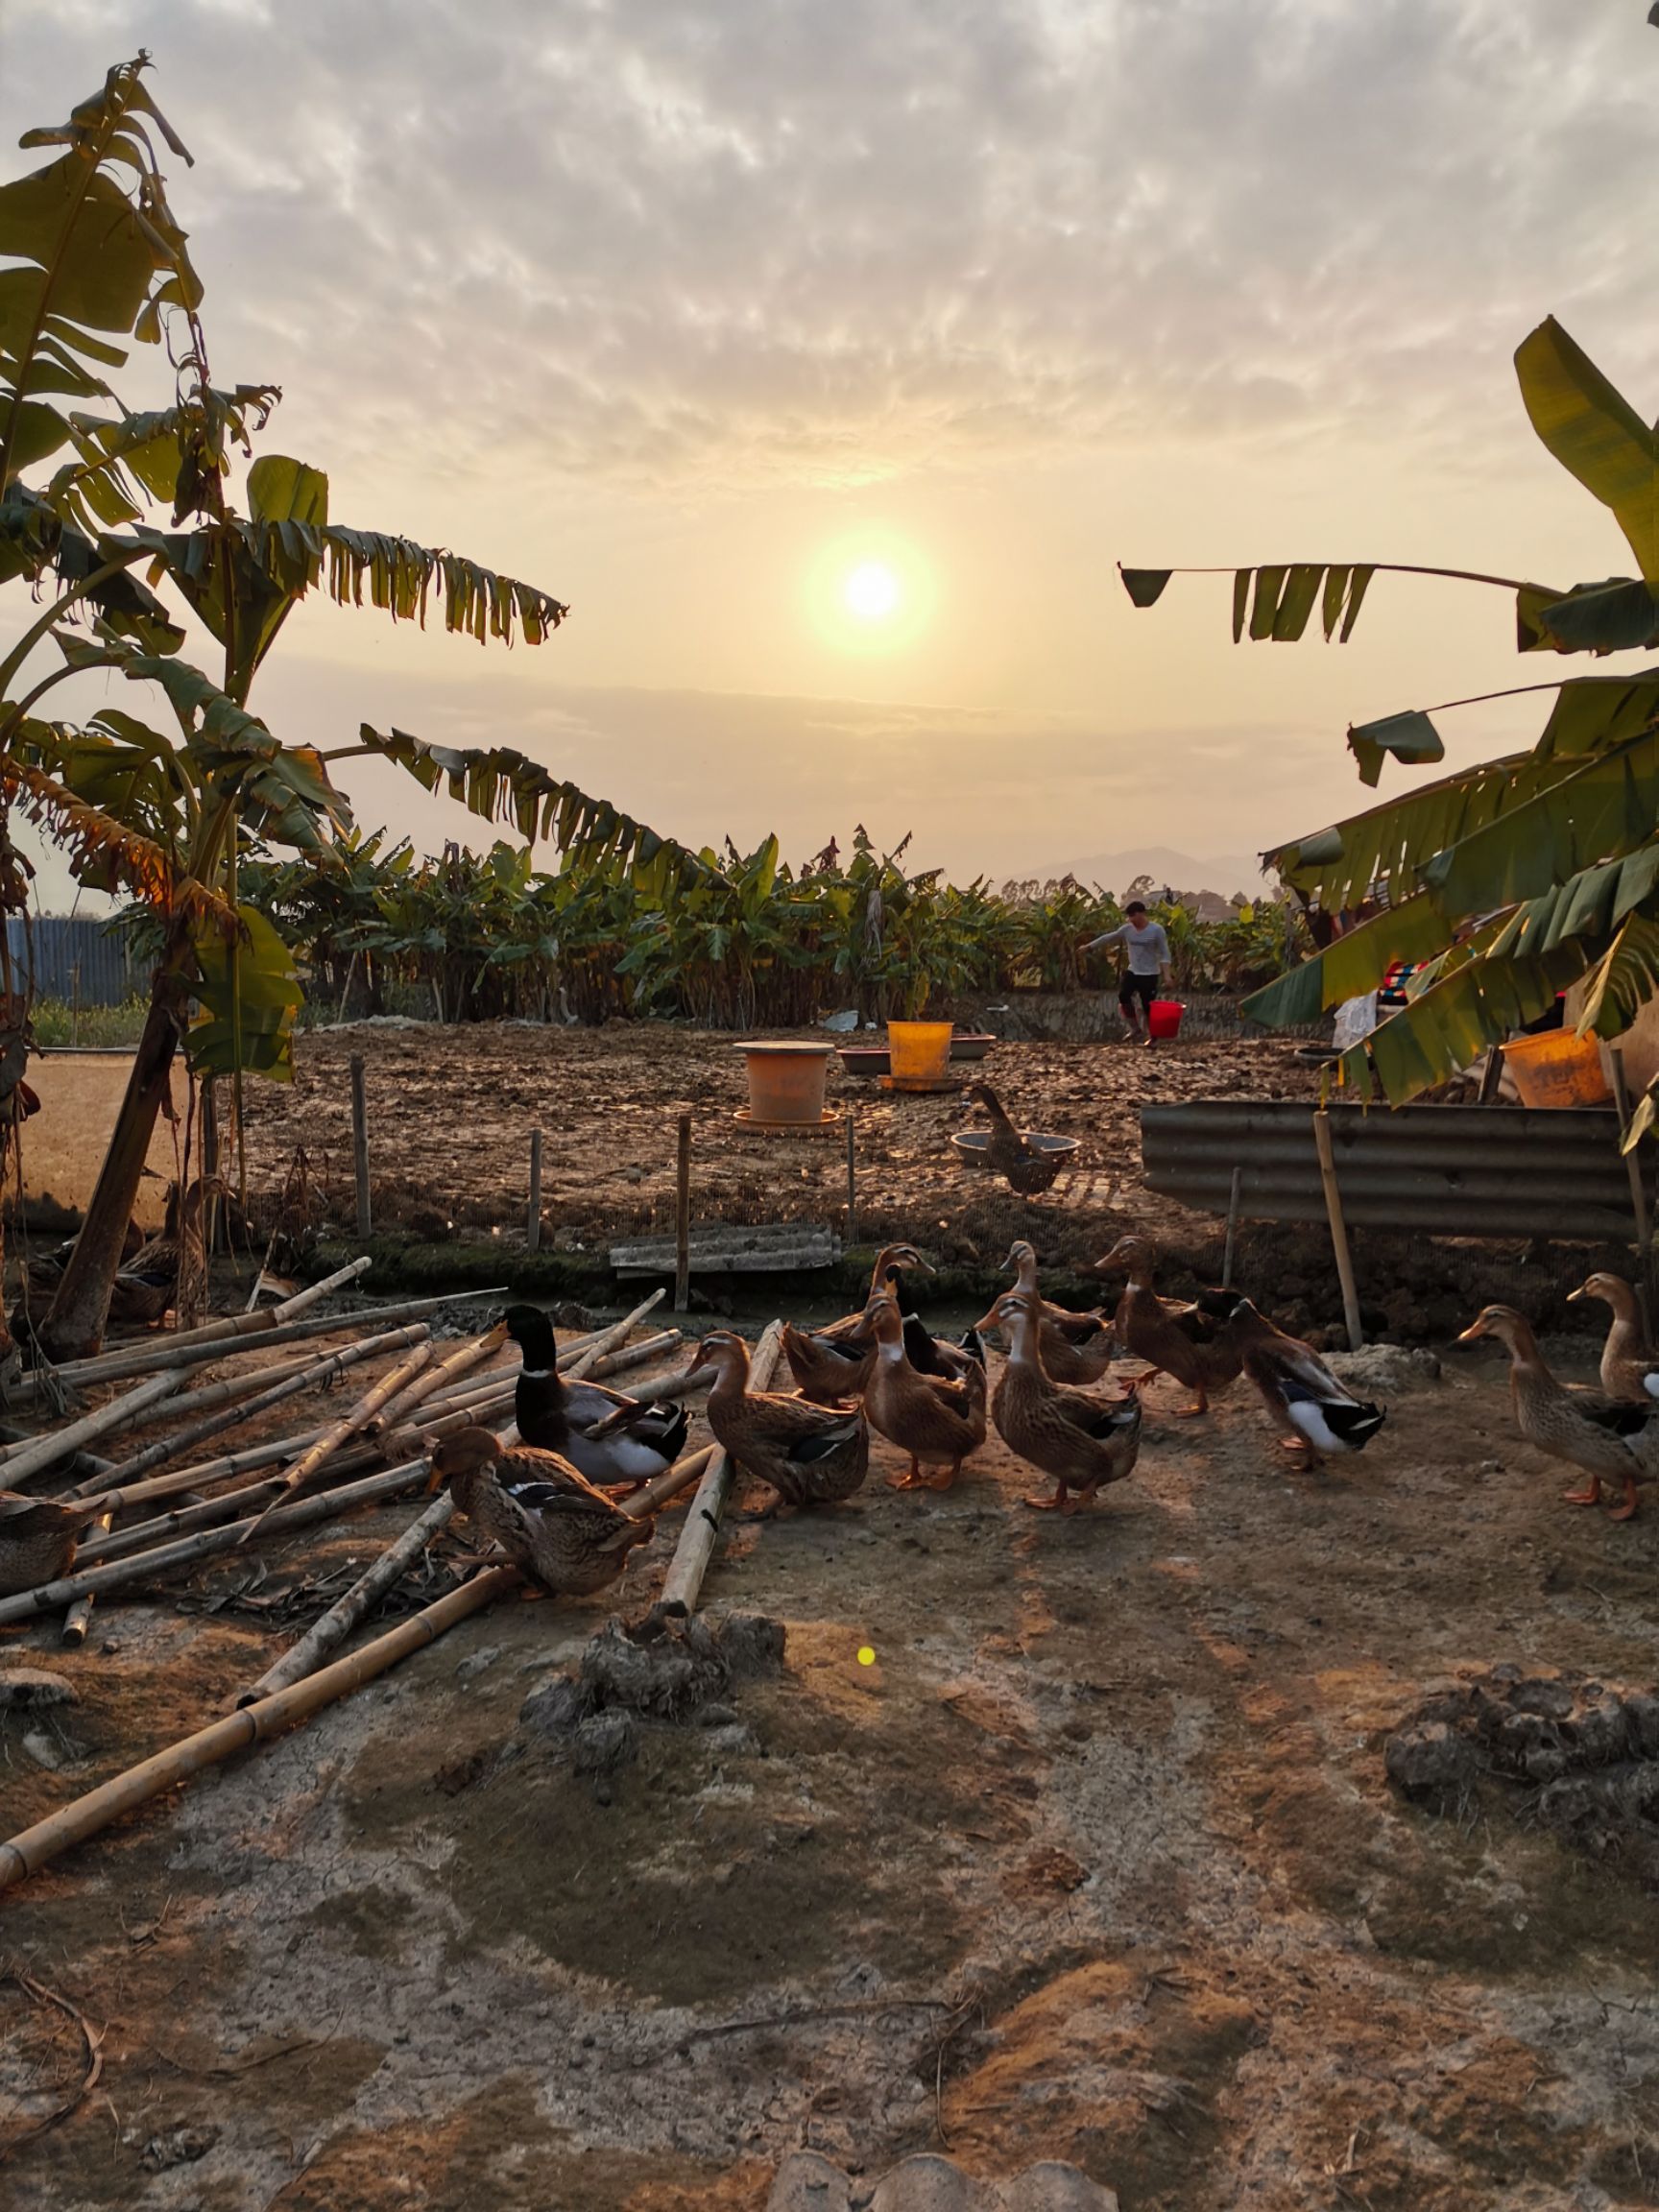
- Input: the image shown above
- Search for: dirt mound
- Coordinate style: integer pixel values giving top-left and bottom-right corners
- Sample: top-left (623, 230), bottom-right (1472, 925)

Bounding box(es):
top-left (1386, 1665), bottom-right (1659, 1882)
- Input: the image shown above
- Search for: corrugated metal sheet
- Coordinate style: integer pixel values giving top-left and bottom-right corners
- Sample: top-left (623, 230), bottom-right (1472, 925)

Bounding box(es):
top-left (1142, 1101), bottom-right (1653, 1240)
top-left (4, 917), bottom-right (136, 1005)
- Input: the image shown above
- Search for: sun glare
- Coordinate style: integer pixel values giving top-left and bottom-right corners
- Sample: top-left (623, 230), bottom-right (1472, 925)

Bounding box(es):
top-left (844, 561), bottom-right (901, 622)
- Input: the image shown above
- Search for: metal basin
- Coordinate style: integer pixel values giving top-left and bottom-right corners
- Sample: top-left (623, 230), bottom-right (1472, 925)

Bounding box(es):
top-left (950, 1130), bottom-right (1080, 1168)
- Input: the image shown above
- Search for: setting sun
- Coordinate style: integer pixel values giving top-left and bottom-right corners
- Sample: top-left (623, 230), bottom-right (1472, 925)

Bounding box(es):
top-left (844, 560), bottom-right (901, 622)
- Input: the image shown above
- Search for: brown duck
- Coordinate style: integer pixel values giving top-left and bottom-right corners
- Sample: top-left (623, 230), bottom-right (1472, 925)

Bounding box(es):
top-left (1568, 1272), bottom-right (1659, 1405)
top-left (689, 1330), bottom-right (869, 1512)
top-left (862, 1291), bottom-right (987, 1491)
top-left (781, 1243), bottom-right (933, 1404)
top-left (430, 1427), bottom-right (654, 1595)
top-left (1003, 1239), bottom-right (1117, 1385)
top-left (0, 1491), bottom-right (98, 1597)
top-left (976, 1289), bottom-right (1142, 1513)
top-left (1097, 1235), bottom-right (1240, 1415)
top-left (964, 1084), bottom-right (1065, 1195)
top-left (1460, 1305), bottom-right (1659, 1522)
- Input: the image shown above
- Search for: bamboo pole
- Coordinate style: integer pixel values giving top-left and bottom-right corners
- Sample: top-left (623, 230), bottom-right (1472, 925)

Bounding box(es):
top-left (675, 1113), bottom-right (691, 1310)
top-left (0, 1566), bottom-right (520, 1894)
top-left (562, 1290), bottom-right (665, 1384)
top-left (656, 1319), bottom-right (783, 1620)
top-left (239, 1341), bottom-right (435, 1541)
top-left (236, 1491), bottom-right (459, 1706)
top-left (70, 1324), bottom-right (434, 1497)
top-left (0, 1368), bottom-right (187, 1491)
top-left (5, 1256), bottom-right (376, 1401)
top-left (1221, 1165), bottom-right (1243, 1291)
top-left (526, 1130), bottom-right (543, 1255)
top-left (366, 1322), bottom-right (508, 1436)
top-left (60, 1511), bottom-right (113, 1647)
top-left (350, 1055), bottom-right (372, 1239)
top-left (1609, 1046), bottom-right (1655, 1335)
top-left (0, 1456), bottom-right (444, 1628)
top-left (1311, 1109), bottom-right (1363, 1351)
top-left (8, 1284), bottom-right (503, 1403)
top-left (83, 1385), bottom-right (517, 1559)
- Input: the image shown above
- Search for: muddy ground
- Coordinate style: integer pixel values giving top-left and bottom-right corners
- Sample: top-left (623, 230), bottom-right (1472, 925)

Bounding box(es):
top-left (5, 1314), bottom-right (1659, 2211)
top-left (230, 1018), bottom-right (1321, 1273)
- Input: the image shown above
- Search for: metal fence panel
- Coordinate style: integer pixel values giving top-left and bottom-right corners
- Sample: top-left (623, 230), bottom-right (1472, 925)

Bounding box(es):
top-left (5, 917), bottom-right (136, 1006)
top-left (1142, 1100), bottom-right (1651, 1241)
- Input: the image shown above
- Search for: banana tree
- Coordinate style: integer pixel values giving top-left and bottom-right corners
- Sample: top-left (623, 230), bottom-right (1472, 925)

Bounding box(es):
top-left (2, 57), bottom-right (682, 1352)
top-left (1122, 316), bottom-right (1659, 1113)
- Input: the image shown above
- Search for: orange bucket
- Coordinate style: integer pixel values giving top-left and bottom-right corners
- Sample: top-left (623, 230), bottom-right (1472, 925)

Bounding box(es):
top-left (887, 1022), bottom-right (953, 1087)
top-left (1500, 1028), bottom-right (1610, 1108)
top-left (733, 1043), bottom-right (833, 1124)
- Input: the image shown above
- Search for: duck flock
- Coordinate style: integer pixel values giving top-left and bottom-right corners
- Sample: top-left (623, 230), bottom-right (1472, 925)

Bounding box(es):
top-left (5, 1245), bottom-right (1653, 1614)
top-left (418, 1238), bottom-right (1393, 1602)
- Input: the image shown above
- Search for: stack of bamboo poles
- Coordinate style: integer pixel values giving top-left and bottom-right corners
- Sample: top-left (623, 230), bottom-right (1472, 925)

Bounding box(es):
top-left (0, 1262), bottom-right (788, 1896)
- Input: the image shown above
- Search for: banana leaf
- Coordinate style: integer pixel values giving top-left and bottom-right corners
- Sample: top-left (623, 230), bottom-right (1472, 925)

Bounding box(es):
top-left (187, 904), bottom-right (302, 1081)
top-left (1515, 318), bottom-right (1659, 582)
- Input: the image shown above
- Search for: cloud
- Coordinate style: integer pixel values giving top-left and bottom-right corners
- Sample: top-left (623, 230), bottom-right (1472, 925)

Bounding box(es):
top-left (6, 1), bottom-right (1655, 497)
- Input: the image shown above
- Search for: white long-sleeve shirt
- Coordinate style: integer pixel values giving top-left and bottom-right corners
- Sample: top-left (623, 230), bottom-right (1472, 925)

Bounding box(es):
top-left (1084, 920), bottom-right (1170, 975)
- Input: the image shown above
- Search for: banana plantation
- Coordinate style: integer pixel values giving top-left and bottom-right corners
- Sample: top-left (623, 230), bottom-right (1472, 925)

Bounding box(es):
top-left (239, 830), bottom-right (1300, 1029)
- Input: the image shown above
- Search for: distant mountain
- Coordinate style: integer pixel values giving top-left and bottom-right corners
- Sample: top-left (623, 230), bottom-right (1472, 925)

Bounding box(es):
top-left (1035, 845), bottom-right (1268, 899)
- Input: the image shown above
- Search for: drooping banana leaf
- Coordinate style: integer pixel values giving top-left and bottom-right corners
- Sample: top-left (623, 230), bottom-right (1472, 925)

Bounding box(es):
top-left (1346, 709), bottom-right (1444, 788)
top-left (358, 726), bottom-right (708, 899)
top-left (0, 57), bottom-right (200, 490)
top-left (187, 903), bottom-right (303, 1080)
top-left (1515, 318), bottom-right (1659, 582)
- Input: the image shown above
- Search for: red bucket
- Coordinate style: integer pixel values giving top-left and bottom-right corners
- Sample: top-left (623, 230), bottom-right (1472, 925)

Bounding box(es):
top-left (1147, 998), bottom-right (1184, 1041)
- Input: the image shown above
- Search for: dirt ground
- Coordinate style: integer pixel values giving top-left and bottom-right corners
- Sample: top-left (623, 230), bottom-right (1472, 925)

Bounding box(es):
top-left (228, 1018), bottom-right (1322, 1270)
top-left (6, 1314), bottom-right (1659, 2211)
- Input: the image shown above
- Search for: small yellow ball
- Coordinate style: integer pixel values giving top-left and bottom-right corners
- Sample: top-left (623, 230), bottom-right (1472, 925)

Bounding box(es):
top-left (856, 1646), bottom-right (877, 1668)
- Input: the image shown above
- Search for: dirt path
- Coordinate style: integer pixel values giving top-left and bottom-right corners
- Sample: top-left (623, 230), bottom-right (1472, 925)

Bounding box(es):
top-left (5, 1326), bottom-right (1659, 2210)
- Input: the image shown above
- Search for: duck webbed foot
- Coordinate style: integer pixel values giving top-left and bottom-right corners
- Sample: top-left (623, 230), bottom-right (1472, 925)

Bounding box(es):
top-left (1608, 1474), bottom-right (1641, 1524)
top-left (923, 1461), bottom-right (961, 1492)
top-left (1562, 1479), bottom-right (1603, 1507)
top-left (1021, 1484), bottom-right (1068, 1511)
top-left (888, 1458), bottom-right (926, 1491)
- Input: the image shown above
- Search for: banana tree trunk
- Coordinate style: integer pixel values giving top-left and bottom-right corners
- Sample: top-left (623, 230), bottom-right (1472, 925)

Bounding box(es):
top-left (40, 957), bottom-right (187, 1359)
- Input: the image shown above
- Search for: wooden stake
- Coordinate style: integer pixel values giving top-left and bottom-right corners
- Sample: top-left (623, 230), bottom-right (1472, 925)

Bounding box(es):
top-left (675, 1112), bottom-right (692, 1310)
top-left (1609, 1046), bottom-right (1655, 1334)
top-left (0, 1565), bottom-right (520, 1893)
top-left (527, 1129), bottom-right (543, 1255)
top-left (845, 1111), bottom-right (857, 1246)
top-left (350, 1055), bottom-right (372, 1240)
top-left (1311, 1109), bottom-right (1363, 1351)
top-left (656, 1319), bottom-right (784, 1619)
top-left (0, 1368), bottom-right (187, 1491)
top-left (245, 1229), bottom-right (280, 1312)
top-left (240, 1340), bottom-right (435, 1539)
top-left (1222, 1165), bottom-right (1243, 1290)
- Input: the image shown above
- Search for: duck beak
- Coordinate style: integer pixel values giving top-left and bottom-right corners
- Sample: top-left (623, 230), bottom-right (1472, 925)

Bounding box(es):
top-left (1566, 1284), bottom-right (1588, 1304)
top-left (1456, 1319), bottom-right (1486, 1343)
top-left (972, 1305), bottom-right (1003, 1334)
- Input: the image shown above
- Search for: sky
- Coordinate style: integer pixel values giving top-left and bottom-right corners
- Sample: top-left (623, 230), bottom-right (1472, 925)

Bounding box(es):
top-left (4, 1), bottom-right (1659, 903)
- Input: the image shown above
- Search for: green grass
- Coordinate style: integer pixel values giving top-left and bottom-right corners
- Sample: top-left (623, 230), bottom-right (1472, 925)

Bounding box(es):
top-left (31, 996), bottom-right (150, 1048)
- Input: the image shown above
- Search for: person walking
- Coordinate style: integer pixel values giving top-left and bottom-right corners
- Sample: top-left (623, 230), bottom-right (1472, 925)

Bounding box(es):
top-left (1083, 900), bottom-right (1171, 1044)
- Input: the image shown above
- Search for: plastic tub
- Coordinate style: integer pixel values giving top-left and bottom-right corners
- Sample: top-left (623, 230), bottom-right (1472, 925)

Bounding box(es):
top-left (1500, 1028), bottom-right (1610, 1108)
top-left (732, 1042), bottom-right (834, 1124)
top-left (887, 1022), bottom-right (954, 1087)
top-left (1147, 998), bottom-right (1185, 1041)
